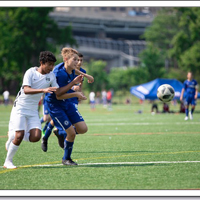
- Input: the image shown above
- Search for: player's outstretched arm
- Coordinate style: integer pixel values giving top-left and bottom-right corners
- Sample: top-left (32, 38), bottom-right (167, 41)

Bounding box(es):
top-left (195, 85), bottom-right (199, 99)
top-left (56, 92), bottom-right (87, 101)
top-left (23, 86), bottom-right (57, 94)
top-left (75, 69), bottom-right (94, 83)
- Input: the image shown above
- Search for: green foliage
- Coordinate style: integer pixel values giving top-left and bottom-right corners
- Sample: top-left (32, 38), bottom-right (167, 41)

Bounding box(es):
top-left (109, 67), bottom-right (148, 92)
top-left (82, 60), bottom-right (108, 92)
top-left (142, 7), bottom-right (200, 84)
top-left (0, 7), bottom-right (75, 94)
top-left (139, 44), bottom-right (166, 81)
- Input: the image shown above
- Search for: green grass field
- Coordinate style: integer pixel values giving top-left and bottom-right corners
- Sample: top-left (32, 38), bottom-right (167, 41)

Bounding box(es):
top-left (0, 101), bottom-right (200, 195)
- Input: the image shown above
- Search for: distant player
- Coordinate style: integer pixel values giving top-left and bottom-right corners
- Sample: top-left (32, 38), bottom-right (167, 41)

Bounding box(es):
top-left (180, 71), bottom-right (198, 120)
top-left (3, 51), bottom-right (58, 169)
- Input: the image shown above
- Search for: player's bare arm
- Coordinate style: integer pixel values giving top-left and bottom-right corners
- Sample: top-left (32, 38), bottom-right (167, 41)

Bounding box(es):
top-left (75, 69), bottom-right (94, 83)
top-left (56, 91), bottom-right (87, 101)
top-left (180, 88), bottom-right (185, 101)
top-left (23, 86), bottom-right (57, 94)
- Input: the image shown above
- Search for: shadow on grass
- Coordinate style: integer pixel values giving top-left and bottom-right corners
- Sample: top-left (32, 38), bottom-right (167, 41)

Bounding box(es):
top-left (34, 163), bottom-right (166, 169)
top-left (74, 150), bottom-right (160, 154)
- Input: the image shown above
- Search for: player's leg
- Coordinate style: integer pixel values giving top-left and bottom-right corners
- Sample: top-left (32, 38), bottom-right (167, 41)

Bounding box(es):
top-left (5, 106), bottom-right (16, 151)
top-left (51, 110), bottom-right (77, 165)
top-left (41, 103), bottom-right (51, 137)
top-left (67, 103), bottom-right (87, 135)
top-left (73, 121), bottom-right (88, 134)
top-left (41, 119), bottom-right (54, 152)
top-left (62, 125), bottom-right (77, 165)
top-left (189, 98), bottom-right (196, 120)
top-left (184, 96), bottom-right (190, 120)
top-left (53, 127), bottom-right (66, 149)
top-left (4, 114), bottom-right (26, 169)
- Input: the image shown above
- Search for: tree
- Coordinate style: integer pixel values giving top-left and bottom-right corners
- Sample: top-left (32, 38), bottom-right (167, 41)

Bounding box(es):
top-left (0, 7), bottom-right (76, 94)
top-left (138, 44), bottom-right (166, 81)
top-left (82, 60), bottom-right (108, 92)
top-left (170, 8), bottom-right (200, 77)
top-left (108, 67), bottom-right (149, 92)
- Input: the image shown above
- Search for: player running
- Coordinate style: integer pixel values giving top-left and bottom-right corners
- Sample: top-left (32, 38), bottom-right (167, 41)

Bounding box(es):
top-left (41, 52), bottom-right (93, 152)
top-left (3, 51), bottom-right (84, 169)
top-left (180, 71), bottom-right (198, 120)
top-left (3, 51), bottom-right (59, 169)
top-left (44, 47), bottom-right (93, 165)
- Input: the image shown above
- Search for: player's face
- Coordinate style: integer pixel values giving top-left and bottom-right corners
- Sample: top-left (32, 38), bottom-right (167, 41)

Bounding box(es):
top-left (77, 57), bottom-right (83, 69)
top-left (41, 62), bottom-right (55, 74)
top-left (187, 72), bottom-right (192, 80)
top-left (68, 54), bottom-right (79, 70)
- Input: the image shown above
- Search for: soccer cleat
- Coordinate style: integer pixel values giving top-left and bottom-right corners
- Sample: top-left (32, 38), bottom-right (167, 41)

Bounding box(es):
top-left (3, 161), bottom-right (17, 169)
top-left (189, 112), bottom-right (193, 120)
top-left (184, 116), bottom-right (189, 121)
top-left (53, 129), bottom-right (64, 149)
top-left (62, 159), bottom-right (78, 166)
top-left (41, 137), bottom-right (48, 152)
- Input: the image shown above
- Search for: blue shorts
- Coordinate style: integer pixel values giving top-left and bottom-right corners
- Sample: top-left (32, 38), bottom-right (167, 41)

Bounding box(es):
top-left (185, 95), bottom-right (196, 106)
top-left (43, 101), bottom-right (49, 115)
top-left (47, 102), bottom-right (84, 132)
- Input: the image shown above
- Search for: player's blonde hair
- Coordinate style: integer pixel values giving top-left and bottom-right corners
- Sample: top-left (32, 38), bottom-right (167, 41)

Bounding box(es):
top-left (61, 47), bottom-right (78, 61)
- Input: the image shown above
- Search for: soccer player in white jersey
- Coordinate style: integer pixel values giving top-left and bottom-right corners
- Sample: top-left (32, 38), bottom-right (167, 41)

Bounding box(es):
top-left (3, 51), bottom-right (84, 169)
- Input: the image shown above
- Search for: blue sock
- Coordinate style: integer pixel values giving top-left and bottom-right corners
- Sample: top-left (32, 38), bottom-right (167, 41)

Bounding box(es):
top-left (43, 121), bottom-right (49, 132)
top-left (191, 108), bottom-right (194, 114)
top-left (40, 117), bottom-right (44, 124)
top-left (63, 140), bottom-right (74, 160)
top-left (185, 108), bottom-right (189, 117)
top-left (44, 123), bottom-right (54, 140)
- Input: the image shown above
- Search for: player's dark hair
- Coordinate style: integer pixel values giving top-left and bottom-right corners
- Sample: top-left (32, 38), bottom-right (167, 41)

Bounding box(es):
top-left (78, 52), bottom-right (83, 58)
top-left (39, 51), bottom-right (57, 64)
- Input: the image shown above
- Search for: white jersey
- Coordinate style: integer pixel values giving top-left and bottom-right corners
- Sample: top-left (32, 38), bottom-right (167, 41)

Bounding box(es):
top-left (14, 67), bottom-right (59, 114)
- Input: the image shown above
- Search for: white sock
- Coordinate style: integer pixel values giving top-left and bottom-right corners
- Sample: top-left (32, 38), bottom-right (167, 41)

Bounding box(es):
top-left (5, 142), bottom-right (19, 163)
top-left (23, 132), bottom-right (30, 142)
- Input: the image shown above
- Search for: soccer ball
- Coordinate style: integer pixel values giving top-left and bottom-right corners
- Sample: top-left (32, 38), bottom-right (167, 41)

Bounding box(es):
top-left (157, 84), bottom-right (175, 102)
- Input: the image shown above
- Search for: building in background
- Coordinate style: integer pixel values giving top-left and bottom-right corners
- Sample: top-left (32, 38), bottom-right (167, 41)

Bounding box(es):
top-left (49, 7), bottom-right (161, 70)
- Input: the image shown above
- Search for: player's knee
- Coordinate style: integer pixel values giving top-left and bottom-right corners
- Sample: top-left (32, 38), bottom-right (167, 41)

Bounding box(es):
top-left (29, 129), bottom-right (41, 142)
top-left (14, 131), bottom-right (24, 145)
top-left (77, 125), bottom-right (88, 134)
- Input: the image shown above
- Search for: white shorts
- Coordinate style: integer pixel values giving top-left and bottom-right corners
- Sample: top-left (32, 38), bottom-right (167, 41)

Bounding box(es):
top-left (10, 106), bottom-right (41, 133)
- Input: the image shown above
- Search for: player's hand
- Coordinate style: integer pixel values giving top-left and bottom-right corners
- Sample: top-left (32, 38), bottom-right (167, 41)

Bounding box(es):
top-left (76, 92), bottom-right (87, 100)
top-left (195, 94), bottom-right (198, 99)
top-left (86, 75), bottom-right (94, 83)
top-left (73, 75), bottom-right (84, 85)
top-left (43, 87), bottom-right (58, 94)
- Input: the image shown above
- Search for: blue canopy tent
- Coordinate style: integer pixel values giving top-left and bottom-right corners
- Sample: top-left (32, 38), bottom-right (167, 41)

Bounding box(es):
top-left (130, 78), bottom-right (200, 100)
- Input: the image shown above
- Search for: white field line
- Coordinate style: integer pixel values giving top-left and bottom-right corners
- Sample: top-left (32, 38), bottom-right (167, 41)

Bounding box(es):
top-left (1, 160), bottom-right (199, 168)
top-left (87, 122), bottom-right (200, 126)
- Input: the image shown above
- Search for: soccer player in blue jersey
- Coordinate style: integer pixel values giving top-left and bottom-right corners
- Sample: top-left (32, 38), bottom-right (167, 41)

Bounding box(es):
top-left (44, 47), bottom-right (93, 165)
top-left (41, 52), bottom-right (92, 152)
top-left (180, 72), bottom-right (198, 120)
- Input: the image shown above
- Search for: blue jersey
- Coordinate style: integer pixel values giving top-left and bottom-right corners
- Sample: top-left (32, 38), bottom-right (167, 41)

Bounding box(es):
top-left (45, 62), bottom-right (76, 107)
top-left (45, 62), bottom-right (84, 131)
top-left (68, 67), bottom-right (86, 105)
top-left (183, 79), bottom-right (197, 97)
